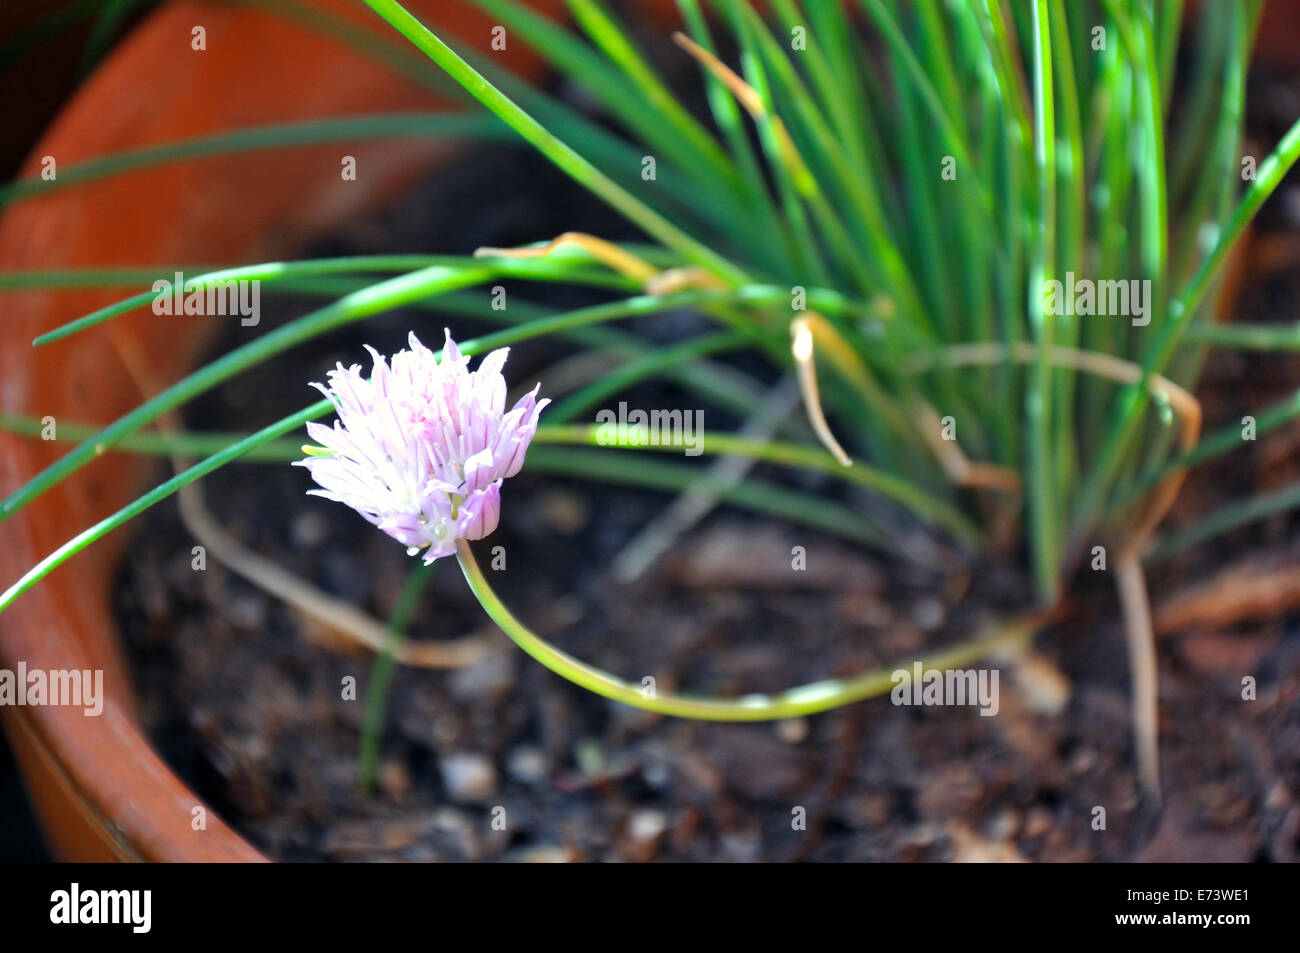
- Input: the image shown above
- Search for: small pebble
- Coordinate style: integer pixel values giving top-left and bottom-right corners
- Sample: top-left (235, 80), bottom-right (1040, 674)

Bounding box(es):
top-left (987, 808), bottom-right (1020, 840)
top-left (947, 822), bottom-right (1026, 863)
top-left (1266, 780), bottom-right (1293, 812)
top-left (1069, 747), bottom-right (1098, 775)
top-left (450, 652), bottom-right (516, 701)
top-left (628, 809), bottom-right (668, 843)
top-left (776, 717), bottom-right (809, 744)
top-left (1010, 650), bottom-right (1072, 716)
top-left (1023, 806), bottom-right (1053, 839)
top-left (440, 753), bottom-right (498, 802)
top-left (378, 758), bottom-right (413, 800)
top-left (511, 845), bottom-right (575, 863)
top-left (506, 746), bottom-right (550, 785)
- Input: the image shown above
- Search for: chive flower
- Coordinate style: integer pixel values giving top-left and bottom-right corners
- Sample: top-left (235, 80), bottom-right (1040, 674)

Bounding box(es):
top-left (296, 330), bottom-right (548, 562)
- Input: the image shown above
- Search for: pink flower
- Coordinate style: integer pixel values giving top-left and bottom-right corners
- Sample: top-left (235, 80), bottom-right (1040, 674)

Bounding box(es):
top-left (296, 330), bottom-right (548, 562)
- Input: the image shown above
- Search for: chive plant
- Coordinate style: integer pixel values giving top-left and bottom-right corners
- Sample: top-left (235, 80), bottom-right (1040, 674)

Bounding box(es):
top-left (3, 0), bottom-right (1300, 800)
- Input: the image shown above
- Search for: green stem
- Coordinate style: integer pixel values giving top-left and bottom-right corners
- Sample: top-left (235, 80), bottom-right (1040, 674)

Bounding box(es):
top-left (1072, 112), bottom-right (1300, 542)
top-left (1183, 321), bottom-right (1300, 351)
top-left (1027, 0), bottom-right (1059, 602)
top-left (0, 114), bottom-right (508, 207)
top-left (532, 425), bottom-right (980, 545)
top-left (0, 413), bottom-right (302, 461)
top-left (0, 405), bottom-right (319, 614)
top-left (360, 0), bottom-right (747, 285)
top-left (19, 256), bottom-right (634, 346)
top-left (358, 560), bottom-right (436, 790)
top-left (1, 264), bottom-right (499, 521)
top-left (455, 538), bottom-right (1042, 720)
top-left (1118, 388), bottom-right (1300, 509)
top-left (1, 283), bottom-right (750, 525)
top-left (0, 410), bottom-right (973, 552)
top-left (1146, 478), bottom-right (1300, 564)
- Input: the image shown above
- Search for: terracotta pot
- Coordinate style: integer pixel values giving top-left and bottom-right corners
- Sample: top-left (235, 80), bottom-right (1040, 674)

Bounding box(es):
top-left (0, 0), bottom-right (566, 861)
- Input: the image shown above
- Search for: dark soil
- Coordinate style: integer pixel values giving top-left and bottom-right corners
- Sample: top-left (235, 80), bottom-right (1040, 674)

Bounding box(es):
top-left (112, 63), bottom-right (1300, 863)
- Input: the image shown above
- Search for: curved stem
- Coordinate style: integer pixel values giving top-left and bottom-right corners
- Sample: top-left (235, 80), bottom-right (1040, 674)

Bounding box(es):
top-left (1115, 553), bottom-right (1161, 803)
top-left (908, 341), bottom-right (1201, 556)
top-left (455, 539), bottom-right (1047, 721)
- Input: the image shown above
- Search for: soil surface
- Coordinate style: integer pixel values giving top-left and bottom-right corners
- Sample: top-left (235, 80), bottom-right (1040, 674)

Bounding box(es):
top-left (113, 60), bottom-right (1300, 863)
